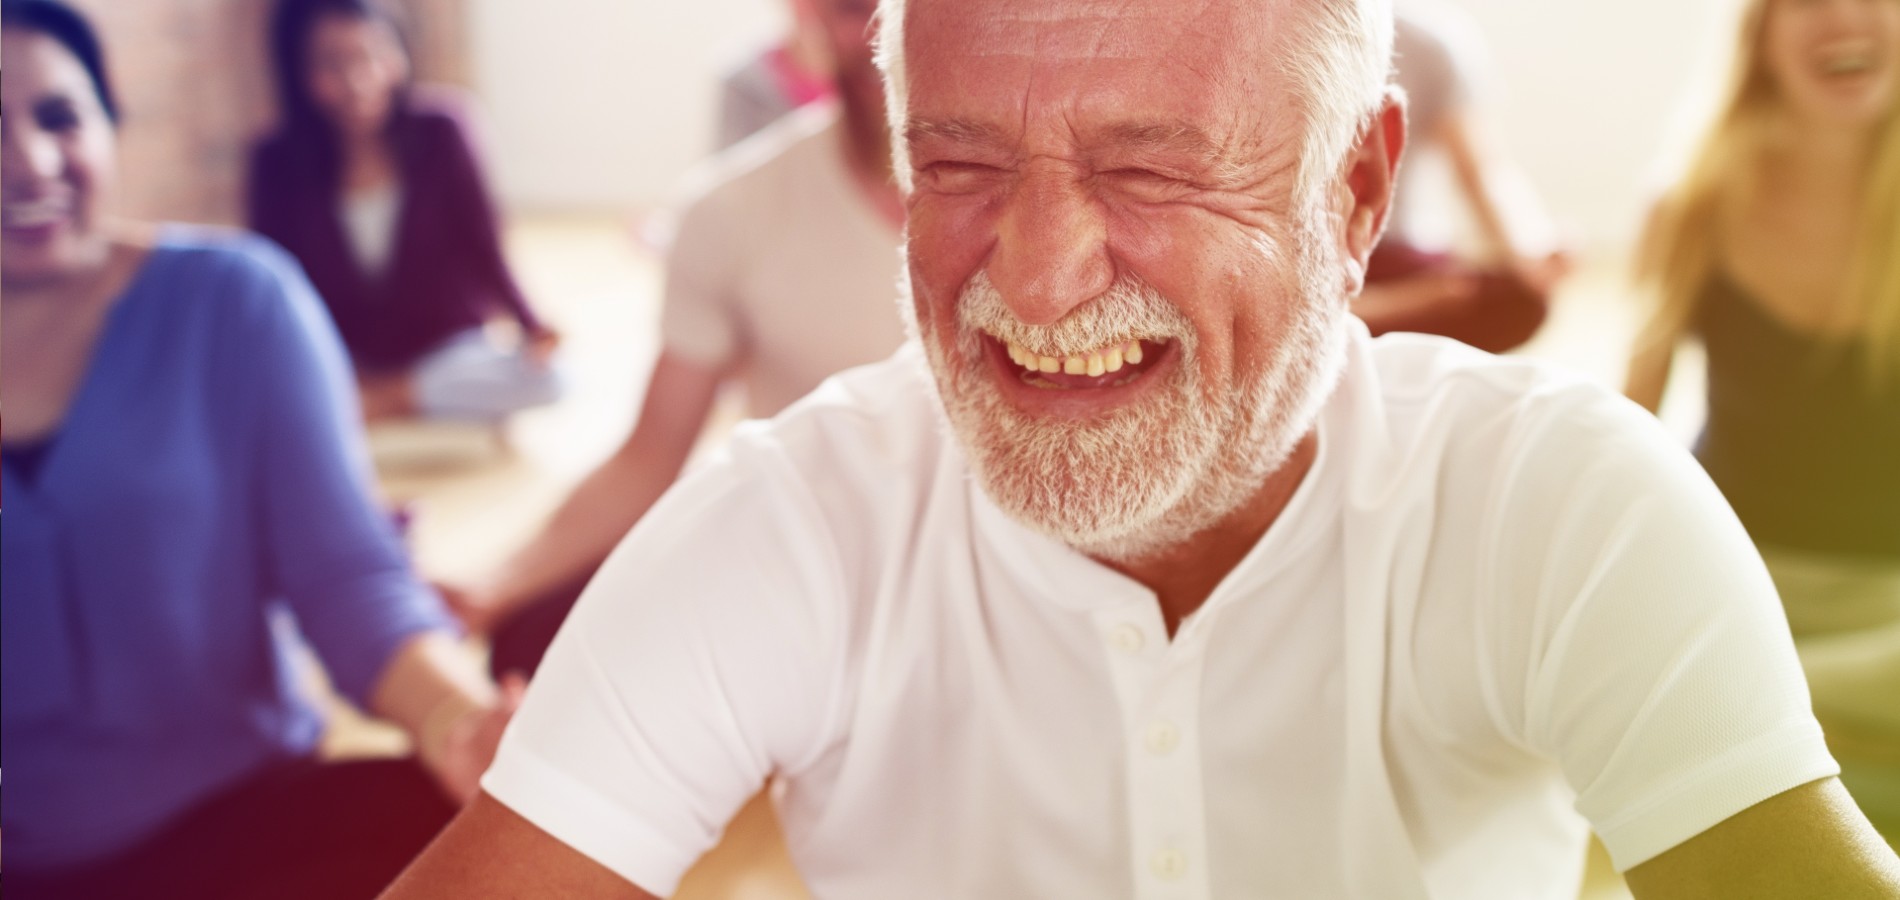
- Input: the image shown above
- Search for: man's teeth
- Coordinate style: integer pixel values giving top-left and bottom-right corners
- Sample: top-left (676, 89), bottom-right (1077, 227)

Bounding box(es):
top-left (1005, 339), bottom-right (1147, 376)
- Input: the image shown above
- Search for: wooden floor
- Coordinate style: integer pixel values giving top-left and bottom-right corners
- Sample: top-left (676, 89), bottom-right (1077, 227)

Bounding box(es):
top-left (331, 214), bottom-right (1676, 898)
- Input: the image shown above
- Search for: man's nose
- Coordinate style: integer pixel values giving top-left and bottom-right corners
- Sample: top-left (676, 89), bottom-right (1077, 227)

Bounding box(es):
top-left (988, 166), bottom-right (1112, 326)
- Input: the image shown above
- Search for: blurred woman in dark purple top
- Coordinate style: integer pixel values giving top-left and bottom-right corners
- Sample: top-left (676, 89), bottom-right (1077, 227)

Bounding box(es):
top-left (248, 0), bottom-right (561, 421)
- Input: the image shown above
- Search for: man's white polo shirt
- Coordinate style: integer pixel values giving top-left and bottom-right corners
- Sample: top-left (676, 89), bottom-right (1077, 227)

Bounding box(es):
top-left (484, 324), bottom-right (1837, 899)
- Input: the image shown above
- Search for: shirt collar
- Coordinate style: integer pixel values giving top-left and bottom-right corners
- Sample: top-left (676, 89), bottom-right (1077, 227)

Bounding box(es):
top-left (961, 353), bottom-right (1351, 624)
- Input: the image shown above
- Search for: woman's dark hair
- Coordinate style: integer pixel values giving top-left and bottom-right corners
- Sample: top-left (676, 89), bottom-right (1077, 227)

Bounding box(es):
top-left (0, 0), bottom-right (120, 123)
top-left (267, 0), bottom-right (411, 143)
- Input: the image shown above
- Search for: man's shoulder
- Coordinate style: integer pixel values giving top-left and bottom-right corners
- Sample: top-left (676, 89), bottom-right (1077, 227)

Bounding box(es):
top-left (1354, 331), bottom-right (1677, 496)
top-left (1347, 330), bottom-right (1742, 648)
top-left (654, 104), bottom-right (843, 258)
top-left (686, 345), bottom-right (955, 525)
top-left (673, 104), bottom-right (842, 213)
top-left (635, 346), bottom-right (955, 603)
top-left (1365, 331), bottom-right (1611, 416)
top-left (737, 344), bottom-right (953, 485)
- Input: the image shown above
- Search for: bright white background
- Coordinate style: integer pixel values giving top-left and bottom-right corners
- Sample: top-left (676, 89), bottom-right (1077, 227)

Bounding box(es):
top-left (471, 0), bottom-right (785, 213)
top-left (471, 0), bottom-right (1742, 254)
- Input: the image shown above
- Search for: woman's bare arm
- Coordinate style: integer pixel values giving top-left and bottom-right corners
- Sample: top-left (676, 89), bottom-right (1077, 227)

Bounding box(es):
top-left (1623, 339), bottom-right (1676, 415)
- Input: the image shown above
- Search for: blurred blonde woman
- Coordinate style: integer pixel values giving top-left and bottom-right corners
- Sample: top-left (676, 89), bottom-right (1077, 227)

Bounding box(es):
top-left (1625, 0), bottom-right (1900, 838)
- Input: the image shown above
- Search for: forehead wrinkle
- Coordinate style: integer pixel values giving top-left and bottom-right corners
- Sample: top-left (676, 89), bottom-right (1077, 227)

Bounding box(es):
top-left (906, 0), bottom-right (1303, 181)
top-left (953, 0), bottom-right (1217, 61)
top-left (1073, 0), bottom-right (1185, 63)
top-left (961, 16), bottom-right (1142, 61)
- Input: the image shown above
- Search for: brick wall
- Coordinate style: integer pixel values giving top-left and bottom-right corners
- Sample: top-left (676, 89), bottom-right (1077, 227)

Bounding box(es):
top-left (69, 0), bottom-right (469, 225)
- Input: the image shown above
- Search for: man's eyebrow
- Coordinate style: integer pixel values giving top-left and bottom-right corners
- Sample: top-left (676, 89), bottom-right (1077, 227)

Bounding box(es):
top-left (1097, 121), bottom-right (1248, 179)
top-left (903, 117), bottom-right (1013, 149)
top-left (904, 116), bottom-right (1264, 185)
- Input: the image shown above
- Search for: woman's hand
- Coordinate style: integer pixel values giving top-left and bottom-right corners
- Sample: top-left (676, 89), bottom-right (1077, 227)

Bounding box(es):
top-left (428, 673), bottom-right (528, 804)
top-left (1512, 249), bottom-right (1574, 298)
top-left (524, 326), bottom-right (562, 367)
top-left (372, 633), bottom-right (522, 804)
top-left (435, 579), bottom-right (506, 636)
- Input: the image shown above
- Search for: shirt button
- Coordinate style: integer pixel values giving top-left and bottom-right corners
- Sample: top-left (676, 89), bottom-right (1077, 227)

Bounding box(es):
top-left (1144, 721), bottom-right (1180, 756)
top-left (1109, 624), bottom-right (1146, 655)
top-left (1150, 848), bottom-right (1188, 881)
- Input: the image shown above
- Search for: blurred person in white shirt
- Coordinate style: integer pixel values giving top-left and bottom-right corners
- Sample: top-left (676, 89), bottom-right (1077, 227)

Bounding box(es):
top-left (440, 0), bottom-right (906, 680)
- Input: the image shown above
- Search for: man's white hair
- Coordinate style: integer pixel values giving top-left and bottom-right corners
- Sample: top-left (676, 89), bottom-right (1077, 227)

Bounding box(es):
top-left (872, 0), bottom-right (1395, 202)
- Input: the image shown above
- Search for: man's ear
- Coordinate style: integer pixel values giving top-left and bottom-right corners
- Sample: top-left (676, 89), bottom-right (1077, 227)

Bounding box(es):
top-left (1337, 88), bottom-right (1408, 291)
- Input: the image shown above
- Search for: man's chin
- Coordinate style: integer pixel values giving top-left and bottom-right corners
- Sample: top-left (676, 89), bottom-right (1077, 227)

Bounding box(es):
top-left (942, 362), bottom-right (1326, 565)
top-left (951, 402), bottom-right (1210, 561)
top-left (922, 324), bottom-right (1260, 563)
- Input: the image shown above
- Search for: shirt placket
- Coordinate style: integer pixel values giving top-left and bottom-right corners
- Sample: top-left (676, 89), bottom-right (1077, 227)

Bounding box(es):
top-left (1094, 608), bottom-right (1212, 900)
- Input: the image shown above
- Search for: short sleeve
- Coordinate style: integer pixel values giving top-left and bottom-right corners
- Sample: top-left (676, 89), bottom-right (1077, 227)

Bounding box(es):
top-left (1485, 392), bottom-right (1838, 871)
top-left (656, 187), bottom-right (747, 371)
top-left (481, 432), bottom-right (850, 895)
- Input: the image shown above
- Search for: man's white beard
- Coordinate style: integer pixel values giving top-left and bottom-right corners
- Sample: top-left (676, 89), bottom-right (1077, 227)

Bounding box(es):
top-left (903, 216), bottom-right (1349, 563)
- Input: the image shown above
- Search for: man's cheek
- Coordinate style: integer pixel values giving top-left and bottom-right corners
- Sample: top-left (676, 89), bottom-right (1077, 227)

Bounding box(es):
top-left (914, 197), bottom-right (999, 271)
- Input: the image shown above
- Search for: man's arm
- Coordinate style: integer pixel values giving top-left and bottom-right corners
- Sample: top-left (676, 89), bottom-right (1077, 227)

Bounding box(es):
top-left (449, 351), bottom-right (724, 632)
top-left (381, 792), bottom-right (659, 900)
top-left (1436, 109), bottom-right (1569, 292)
top-left (1626, 778), bottom-right (1900, 899)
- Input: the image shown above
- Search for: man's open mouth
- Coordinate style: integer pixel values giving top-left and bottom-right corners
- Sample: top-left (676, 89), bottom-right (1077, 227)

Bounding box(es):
top-left (993, 336), bottom-right (1171, 389)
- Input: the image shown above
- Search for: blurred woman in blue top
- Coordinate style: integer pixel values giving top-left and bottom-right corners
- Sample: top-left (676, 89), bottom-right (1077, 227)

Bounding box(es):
top-left (0, 2), bottom-right (519, 896)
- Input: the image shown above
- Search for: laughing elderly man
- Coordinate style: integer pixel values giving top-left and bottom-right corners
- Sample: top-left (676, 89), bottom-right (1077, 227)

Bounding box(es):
top-left (386, 0), bottom-right (1900, 897)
